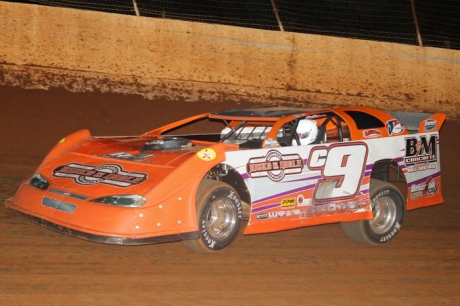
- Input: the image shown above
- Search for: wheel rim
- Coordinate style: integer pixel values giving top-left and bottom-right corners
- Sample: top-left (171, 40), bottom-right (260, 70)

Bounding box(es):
top-left (369, 195), bottom-right (397, 234)
top-left (205, 197), bottom-right (237, 239)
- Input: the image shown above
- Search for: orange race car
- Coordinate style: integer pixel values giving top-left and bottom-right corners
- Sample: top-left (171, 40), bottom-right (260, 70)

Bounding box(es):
top-left (5, 105), bottom-right (446, 253)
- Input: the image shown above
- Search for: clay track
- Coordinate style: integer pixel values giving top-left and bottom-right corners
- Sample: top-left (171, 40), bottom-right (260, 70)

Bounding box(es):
top-left (1, 85), bottom-right (459, 306)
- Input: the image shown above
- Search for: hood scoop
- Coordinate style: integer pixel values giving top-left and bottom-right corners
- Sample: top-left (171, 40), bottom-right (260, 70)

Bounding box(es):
top-left (141, 136), bottom-right (192, 152)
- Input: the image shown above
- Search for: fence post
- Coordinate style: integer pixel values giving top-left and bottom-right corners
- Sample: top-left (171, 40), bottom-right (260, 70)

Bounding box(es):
top-left (132, 0), bottom-right (140, 16)
top-left (410, 0), bottom-right (423, 47)
top-left (270, 0), bottom-right (284, 32)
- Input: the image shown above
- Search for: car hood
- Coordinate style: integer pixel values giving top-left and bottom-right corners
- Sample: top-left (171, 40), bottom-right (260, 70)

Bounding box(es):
top-left (36, 136), bottom-right (220, 200)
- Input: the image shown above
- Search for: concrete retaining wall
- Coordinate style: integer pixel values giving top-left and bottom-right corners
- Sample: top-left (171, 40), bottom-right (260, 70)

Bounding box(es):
top-left (1, 2), bottom-right (459, 116)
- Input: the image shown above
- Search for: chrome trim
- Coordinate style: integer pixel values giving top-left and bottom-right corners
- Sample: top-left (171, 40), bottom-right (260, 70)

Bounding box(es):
top-left (49, 189), bottom-right (87, 200)
top-left (42, 197), bottom-right (77, 213)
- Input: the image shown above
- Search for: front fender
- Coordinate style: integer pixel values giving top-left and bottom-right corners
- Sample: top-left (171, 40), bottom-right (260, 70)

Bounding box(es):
top-left (39, 129), bottom-right (92, 170)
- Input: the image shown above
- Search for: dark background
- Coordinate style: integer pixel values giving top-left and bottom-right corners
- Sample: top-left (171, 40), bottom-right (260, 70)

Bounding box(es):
top-left (4, 0), bottom-right (459, 49)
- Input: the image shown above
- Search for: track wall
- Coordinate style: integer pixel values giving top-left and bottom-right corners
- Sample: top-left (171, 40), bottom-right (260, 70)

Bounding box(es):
top-left (1, 2), bottom-right (459, 115)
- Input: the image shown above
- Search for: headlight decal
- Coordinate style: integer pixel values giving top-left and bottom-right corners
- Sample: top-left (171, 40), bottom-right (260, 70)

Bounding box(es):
top-left (91, 195), bottom-right (146, 207)
top-left (29, 174), bottom-right (49, 190)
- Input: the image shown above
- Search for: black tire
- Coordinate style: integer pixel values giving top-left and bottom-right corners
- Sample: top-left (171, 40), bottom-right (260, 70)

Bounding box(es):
top-left (340, 179), bottom-right (405, 245)
top-left (182, 179), bottom-right (243, 253)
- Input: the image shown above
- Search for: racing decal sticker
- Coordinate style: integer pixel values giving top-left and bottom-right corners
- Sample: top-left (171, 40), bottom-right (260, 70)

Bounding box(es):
top-left (386, 119), bottom-right (405, 136)
top-left (307, 142), bottom-right (368, 202)
top-left (197, 148), bottom-right (216, 161)
top-left (281, 198), bottom-right (296, 208)
top-left (407, 163), bottom-right (436, 173)
top-left (296, 195), bottom-right (312, 207)
top-left (53, 163), bottom-right (147, 187)
top-left (363, 129), bottom-right (382, 138)
top-left (423, 119), bottom-right (437, 132)
top-left (247, 150), bottom-right (303, 182)
top-left (410, 177), bottom-right (439, 200)
top-left (104, 152), bottom-right (155, 162)
top-left (404, 135), bottom-right (437, 166)
top-left (256, 213), bottom-right (268, 220)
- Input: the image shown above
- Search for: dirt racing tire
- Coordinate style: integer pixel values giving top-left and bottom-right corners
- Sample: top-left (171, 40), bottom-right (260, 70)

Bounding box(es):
top-left (340, 179), bottom-right (405, 245)
top-left (182, 179), bottom-right (243, 253)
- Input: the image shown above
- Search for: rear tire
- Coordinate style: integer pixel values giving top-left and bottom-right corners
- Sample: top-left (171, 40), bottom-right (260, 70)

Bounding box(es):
top-left (340, 179), bottom-right (405, 245)
top-left (182, 179), bottom-right (243, 253)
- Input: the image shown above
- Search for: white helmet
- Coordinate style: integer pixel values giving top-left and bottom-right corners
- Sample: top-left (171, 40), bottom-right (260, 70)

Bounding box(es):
top-left (292, 119), bottom-right (318, 146)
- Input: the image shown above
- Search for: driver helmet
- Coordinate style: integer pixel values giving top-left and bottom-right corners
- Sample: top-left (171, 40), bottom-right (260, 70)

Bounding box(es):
top-left (293, 119), bottom-right (318, 146)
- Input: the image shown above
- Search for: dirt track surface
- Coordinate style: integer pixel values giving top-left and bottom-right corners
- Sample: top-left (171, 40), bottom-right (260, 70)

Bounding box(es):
top-left (1, 85), bottom-right (459, 306)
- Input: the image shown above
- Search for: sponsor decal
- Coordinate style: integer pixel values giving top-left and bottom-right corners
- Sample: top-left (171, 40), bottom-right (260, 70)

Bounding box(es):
top-left (53, 163), bottom-right (147, 187)
top-left (358, 200), bottom-right (370, 211)
top-left (408, 163), bottom-right (436, 173)
top-left (423, 120), bottom-right (437, 132)
top-left (256, 213), bottom-right (268, 220)
top-left (327, 204), bottom-right (336, 211)
top-left (269, 212), bottom-right (278, 218)
top-left (297, 195), bottom-right (312, 207)
top-left (300, 209), bottom-right (308, 219)
top-left (277, 211), bottom-right (286, 217)
top-left (285, 210), bottom-right (292, 216)
top-left (197, 148), bottom-right (216, 161)
top-left (337, 203), bottom-right (348, 210)
top-left (104, 152), bottom-right (155, 162)
top-left (405, 135), bottom-right (437, 165)
top-left (363, 129), bottom-right (382, 138)
top-left (410, 177), bottom-right (439, 200)
top-left (426, 178), bottom-right (439, 194)
top-left (247, 150), bottom-right (303, 182)
top-left (292, 209), bottom-right (300, 215)
top-left (347, 202), bottom-right (357, 209)
top-left (316, 205), bottom-right (327, 212)
top-left (281, 198), bottom-right (296, 208)
top-left (297, 194), bottom-right (304, 206)
top-left (386, 119), bottom-right (405, 136)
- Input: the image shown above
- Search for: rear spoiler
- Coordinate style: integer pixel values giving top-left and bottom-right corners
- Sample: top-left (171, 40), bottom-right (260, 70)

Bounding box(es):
top-left (387, 111), bottom-right (446, 133)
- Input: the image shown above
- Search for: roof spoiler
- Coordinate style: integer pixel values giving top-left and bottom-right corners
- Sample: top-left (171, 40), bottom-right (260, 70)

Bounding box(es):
top-left (387, 111), bottom-right (446, 133)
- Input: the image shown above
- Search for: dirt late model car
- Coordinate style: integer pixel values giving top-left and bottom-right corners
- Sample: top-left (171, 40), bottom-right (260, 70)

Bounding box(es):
top-left (5, 105), bottom-right (445, 253)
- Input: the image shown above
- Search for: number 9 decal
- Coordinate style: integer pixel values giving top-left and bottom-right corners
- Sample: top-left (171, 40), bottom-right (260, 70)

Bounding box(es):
top-left (308, 143), bottom-right (368, 202)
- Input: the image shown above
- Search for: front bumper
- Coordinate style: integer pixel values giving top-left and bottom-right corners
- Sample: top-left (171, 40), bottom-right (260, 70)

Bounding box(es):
top-left (6, 198), bottom-right (199, 245)
top-left (4, 179), bottom-right (200, 245)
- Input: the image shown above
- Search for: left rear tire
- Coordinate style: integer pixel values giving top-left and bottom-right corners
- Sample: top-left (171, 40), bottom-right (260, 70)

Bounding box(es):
top-left (340, 179), bottom-right (405, 245)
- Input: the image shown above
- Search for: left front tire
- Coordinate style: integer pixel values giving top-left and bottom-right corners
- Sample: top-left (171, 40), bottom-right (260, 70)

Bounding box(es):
top-left (182, 179), bottom-right (243, 253)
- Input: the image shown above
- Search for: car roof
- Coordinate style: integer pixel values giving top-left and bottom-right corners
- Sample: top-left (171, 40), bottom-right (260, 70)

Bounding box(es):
top-left (210, 105), bottom-right (323, 119)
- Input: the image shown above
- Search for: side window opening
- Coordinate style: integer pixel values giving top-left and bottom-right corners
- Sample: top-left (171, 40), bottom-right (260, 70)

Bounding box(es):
top-left (317, 114), bottom-right (350, 143)
top-left (344, 110), bottom-right (385, 129)
top-left (221, 124), bottom-right (281, 145)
